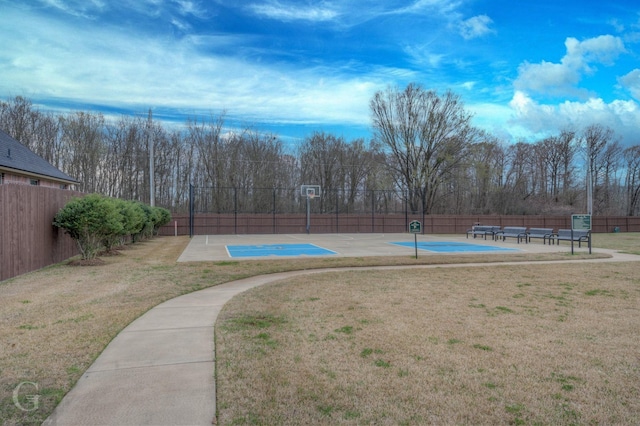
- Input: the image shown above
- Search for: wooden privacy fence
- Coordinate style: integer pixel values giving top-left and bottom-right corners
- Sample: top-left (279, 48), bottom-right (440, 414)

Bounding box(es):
top-left (158, 213), bottom-right (640, 236)
top-left (2, 184), bottom-right (639, 282)
top-left (0, 185), bottom-right (81, 282)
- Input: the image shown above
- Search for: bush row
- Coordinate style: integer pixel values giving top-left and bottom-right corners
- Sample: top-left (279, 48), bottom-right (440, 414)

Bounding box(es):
top-left (53, 194), bottom-right (171, 260)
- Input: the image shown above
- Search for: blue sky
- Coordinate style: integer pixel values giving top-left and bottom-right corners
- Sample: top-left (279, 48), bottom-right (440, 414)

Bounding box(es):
top-left (1, 0), bottom-right (639, 146)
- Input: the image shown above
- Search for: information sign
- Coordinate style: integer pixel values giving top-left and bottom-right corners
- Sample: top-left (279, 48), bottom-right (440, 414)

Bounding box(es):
top-left (572, 214), bottom-right (592, 231)
top-left (409, 220), bottom-right (421, 234)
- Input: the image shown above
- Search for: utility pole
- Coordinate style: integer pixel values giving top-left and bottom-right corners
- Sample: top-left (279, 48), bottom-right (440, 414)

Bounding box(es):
top-left (147, 108), bottom-right (155, 207)
top-left (586, 140), bottom-right (592, 215)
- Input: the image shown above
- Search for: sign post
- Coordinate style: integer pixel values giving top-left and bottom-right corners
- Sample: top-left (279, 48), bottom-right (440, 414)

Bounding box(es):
top-left (571, 214), bottom-right (592, 254)
top-left (409, 220), bottom-right (421, 259)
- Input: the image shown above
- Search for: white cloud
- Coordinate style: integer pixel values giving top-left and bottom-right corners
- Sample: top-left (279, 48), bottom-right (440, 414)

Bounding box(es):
top-left (247, 1), bottom-right (339, 22)
top-left (170, 17), bottom-right (191, 32)
top-left (38, 0), bottom-right (106, 18)
top-left (393, 0), bottom-right (462, 16)
top-left (571, 35), bottom-right (626, 66)
top-left (173, 0), bottom-right (207, 18)
top-left (244, 0), bottom-right (465, 28)
top-left (459, 15), bottom-right (494, 40)
top-left (460, 81), bottom-right (476, 90)
top-left (608, 18), bottom-right (625, 33)
top-left (619, 69), bottom-right (640, 101)
top-left (0, 6), bottom-right (379, 128)
top-left (509, 91), bottom-right (640, 145)
top-left (514, 35), bottom-right (626, 98)
top-left (404, 44), bottom-right (446, 68)
top-left (515, 60), bottom-right (587, 98)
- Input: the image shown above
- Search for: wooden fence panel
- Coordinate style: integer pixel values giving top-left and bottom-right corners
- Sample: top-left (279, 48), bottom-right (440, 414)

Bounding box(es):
top-left (162, 213), bottom-right (640, 236)
top-left (0, 185), bottom-right (81, 282)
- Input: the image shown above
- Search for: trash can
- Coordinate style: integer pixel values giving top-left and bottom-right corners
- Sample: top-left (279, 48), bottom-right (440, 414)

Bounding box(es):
top-left (613, 226), bottom-right (620, 233)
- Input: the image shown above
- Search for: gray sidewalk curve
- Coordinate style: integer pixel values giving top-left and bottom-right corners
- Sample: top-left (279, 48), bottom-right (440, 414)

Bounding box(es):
top-left (44, 270), bottom-right (317, 425)
top-left (44, 249), bottom-right (639, 425)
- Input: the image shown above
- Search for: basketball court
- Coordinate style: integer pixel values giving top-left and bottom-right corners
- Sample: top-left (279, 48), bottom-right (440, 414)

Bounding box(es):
top-left (390, 240), bottom-right (519, 253)
top-left (178, 184), bottom-right (578, 262)
top-left (176, 232), bottom-right (572, 262)
top-left (226, 243), bottom-right (338, 258)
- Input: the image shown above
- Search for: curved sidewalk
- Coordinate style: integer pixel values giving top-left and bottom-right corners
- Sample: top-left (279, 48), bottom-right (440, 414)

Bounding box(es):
top-left (45, 250), bottom-right (639, 425)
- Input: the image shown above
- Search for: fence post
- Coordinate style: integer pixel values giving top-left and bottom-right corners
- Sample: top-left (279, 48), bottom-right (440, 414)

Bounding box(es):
top-left (371, 189), bottom-right (375, 233)
top-left (234, 188), bottom-right (238, 234)
top-left (272, 188), bottom-right (276, 234)
top-left (336, 190), bottom-right (339, 233)
top-left (404, 189), bottom-right (408, 232)
top-left (189, 183), bottom-right (194, 238)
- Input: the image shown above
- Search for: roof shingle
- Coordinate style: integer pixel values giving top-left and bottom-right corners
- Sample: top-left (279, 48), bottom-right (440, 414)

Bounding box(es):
top-left (0, 128), bottom-right (78, 184)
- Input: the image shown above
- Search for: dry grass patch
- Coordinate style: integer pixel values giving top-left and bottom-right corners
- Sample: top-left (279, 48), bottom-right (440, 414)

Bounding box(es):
top-left (216, 262), bottom-right (640, 425)
top-left (592, 232), bottom-right (640, 254)
top-left (0, 233), bottom-right (636, 424)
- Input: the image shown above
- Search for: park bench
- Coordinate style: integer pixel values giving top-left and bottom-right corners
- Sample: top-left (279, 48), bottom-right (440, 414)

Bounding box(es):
top-left (526, 228), bottom-right (554, 244)
top-left (495, 226), bottom-right (528, 243)
top-left (551, 229), bottom-right (591, 247)
top-left (466, 225), bottom-right (501, 240)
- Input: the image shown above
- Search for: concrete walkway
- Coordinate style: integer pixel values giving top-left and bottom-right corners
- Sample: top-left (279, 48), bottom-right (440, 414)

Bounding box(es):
top-left (45, 237), bottom-right (639, 425)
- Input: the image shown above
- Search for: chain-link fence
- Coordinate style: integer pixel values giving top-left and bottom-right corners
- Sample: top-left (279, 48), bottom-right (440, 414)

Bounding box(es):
top-left (189, 186), bottom-right (412, 215)
top-left (187, 185), bottom-right (426, 235)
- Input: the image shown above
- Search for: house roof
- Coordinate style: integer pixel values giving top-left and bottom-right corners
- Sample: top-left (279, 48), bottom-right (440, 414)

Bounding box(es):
top-left (0, 128), bottom-right (78, 184)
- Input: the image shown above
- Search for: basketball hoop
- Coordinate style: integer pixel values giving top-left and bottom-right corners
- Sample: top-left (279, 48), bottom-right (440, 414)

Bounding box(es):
top-left (300, 184), bottom-right (321, 234)
top-left (301, 184), bottom-right (321, 199)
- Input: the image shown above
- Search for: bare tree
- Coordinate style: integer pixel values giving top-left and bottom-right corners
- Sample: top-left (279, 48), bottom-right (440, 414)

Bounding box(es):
top-left (502, 142), bottom-right (536, 214)
top-left (186, 114), bottom-right (231, 212)
top-left (0, 96), bottom-right (64, 167)
top-left (531, 130), bottom-right (579, 213)
top-left (465, 138), bottom-right (505, 214)
top-left (370, 84), bottom-right (478, 214)
top-left (624, 145), bottom-right (640, 216)
top-left (600, 141), bottom-right (624, 213)
top-left (0, 96), bottom-right (34, 146)
top-left (580, 124), bottom-right (617, 214)
top-left (59, 111), bottom-right (106, 193)
top-left (237, 130), bottom-right (285, 212)
top-left (298, 131), bottom-right (344, 212)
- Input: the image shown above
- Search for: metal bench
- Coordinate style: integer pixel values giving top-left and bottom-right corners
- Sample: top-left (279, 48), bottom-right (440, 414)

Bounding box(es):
top-left (551, 229), bottom-right (591, 247)
top-left (466, 225), bottom-right (501, 240)
top-left (526, 228), bottom-right (554, 244)
top-left (495, 226), bottom-right (528, 243)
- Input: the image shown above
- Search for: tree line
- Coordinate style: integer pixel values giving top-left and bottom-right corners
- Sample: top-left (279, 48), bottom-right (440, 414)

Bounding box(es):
top-left (2, 87), bottom-right (639, 216)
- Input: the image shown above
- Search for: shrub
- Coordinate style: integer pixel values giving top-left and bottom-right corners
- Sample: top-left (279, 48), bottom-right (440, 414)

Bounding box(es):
top-left (132, 204), bottom-right (170, 241)
top-left (53, 194), bottom-right (123, 260)
top-left (121, 200), bottom-right (147, 239)
top-left (134, 203), bottom-right (156, 242)
top-left (102, 199), bottom-right (146, 252)
top-left (154, 207), bottom-right (172, 233)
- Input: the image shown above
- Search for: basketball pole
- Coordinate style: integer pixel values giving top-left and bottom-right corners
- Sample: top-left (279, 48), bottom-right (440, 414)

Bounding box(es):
top-left (306, 195), bottom-right (311, 234)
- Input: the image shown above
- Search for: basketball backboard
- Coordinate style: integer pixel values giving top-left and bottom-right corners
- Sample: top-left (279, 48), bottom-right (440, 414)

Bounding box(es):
top-left (300, 184), bottom-right (321, 199)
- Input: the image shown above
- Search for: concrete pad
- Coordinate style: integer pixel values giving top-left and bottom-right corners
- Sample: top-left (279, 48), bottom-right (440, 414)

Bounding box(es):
top-left (177, 233), bottom-right (573, 262)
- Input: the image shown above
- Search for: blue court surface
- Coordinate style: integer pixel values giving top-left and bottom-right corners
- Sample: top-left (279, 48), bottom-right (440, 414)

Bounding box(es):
top-left (391, 241), bottom-right (519, 253)
top-left (226, 243), bottom-right (337, 258)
